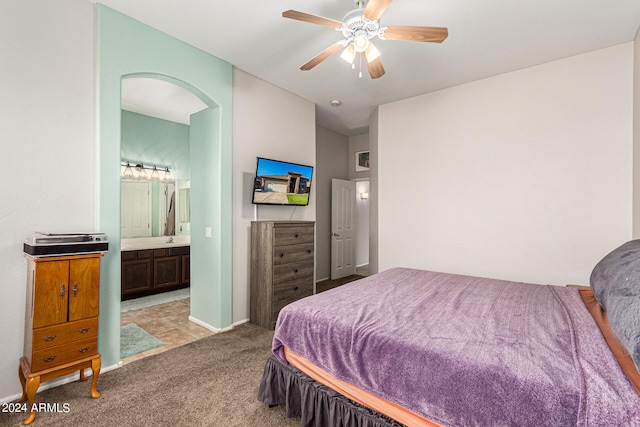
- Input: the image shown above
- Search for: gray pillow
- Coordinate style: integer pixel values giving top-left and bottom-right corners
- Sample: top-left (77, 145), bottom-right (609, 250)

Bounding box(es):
top-left (590, 239), bottom-right (640, 372)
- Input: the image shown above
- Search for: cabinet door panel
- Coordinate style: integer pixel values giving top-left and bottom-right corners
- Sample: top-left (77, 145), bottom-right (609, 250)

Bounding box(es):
top-left (121, 259), bottom-right (152, 296)
top-left (68, 258), bottom-right (100, 321)
top-left (181, 254), bottom-right (190, 286)
top-left (154, 255), bottom-right (180, 289)
top-left (33, 261), bottom-right (69, 328)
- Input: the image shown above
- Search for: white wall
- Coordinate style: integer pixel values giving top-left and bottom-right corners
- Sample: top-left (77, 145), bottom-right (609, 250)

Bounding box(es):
top-left (0, 0), bottom-right (95, 400)
top-left (378, 44), bottom-right (633, 286)
top-left (315, 126), bottom-right (349, 281)
top-left (232, 69), bottom-right (316, 324)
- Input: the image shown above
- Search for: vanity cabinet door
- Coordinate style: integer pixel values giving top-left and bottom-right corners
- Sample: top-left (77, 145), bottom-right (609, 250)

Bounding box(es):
top-left (154, 255), bottom-right (181, 290)
top-left (121, 251), bottom-right (152, 299)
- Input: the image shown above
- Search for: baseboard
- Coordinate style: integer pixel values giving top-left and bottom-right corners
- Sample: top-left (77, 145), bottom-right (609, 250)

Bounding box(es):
top-left (233, 318), bottom-right (249, 327)
top-left (316, 276), bottom-right (330, 283)
top-left (0, 361), bottom-right (121, 405)
top-left (188, 315), bottom-right (235, 333)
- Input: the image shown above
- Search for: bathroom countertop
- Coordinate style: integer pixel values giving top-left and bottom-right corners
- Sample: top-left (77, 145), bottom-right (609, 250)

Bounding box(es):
top-left (121, 236), bottom-right (190, 251)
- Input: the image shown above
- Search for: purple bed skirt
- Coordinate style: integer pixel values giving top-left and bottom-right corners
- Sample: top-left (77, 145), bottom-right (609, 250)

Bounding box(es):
top-left (258, 355), bottom-right (404, 427)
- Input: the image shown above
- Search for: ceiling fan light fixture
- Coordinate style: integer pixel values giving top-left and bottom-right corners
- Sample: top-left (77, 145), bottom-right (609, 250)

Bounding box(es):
top-left (353, 32), bottom-right (370, 53)
top-left (340, 43), bottom-right (356, 64)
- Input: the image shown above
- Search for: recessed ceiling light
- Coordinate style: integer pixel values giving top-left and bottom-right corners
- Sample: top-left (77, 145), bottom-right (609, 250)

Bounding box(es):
top-left (330, 99), bottom-right (342, 107)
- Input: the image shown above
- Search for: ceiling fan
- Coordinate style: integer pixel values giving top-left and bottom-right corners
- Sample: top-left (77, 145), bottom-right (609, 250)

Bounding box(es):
top-left (282, 0), bottom-right (448, 79)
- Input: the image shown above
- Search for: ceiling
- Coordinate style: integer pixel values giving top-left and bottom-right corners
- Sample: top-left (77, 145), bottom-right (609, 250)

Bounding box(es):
top-left (108, 0), bottom-right (640, 136)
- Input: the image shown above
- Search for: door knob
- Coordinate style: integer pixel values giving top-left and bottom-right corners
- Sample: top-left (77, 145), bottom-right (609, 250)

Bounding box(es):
top-left (332, 233), bottom-right (340, 237)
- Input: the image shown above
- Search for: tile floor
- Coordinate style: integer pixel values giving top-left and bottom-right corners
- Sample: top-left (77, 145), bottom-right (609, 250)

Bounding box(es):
top-left (120, 297), bottom-right (215, 365)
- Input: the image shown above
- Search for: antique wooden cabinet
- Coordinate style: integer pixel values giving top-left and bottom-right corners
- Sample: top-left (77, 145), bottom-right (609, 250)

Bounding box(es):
top-left (250, 221), bottom-right (315, 330)
top-left (19, 253), bottom-right (102, 425)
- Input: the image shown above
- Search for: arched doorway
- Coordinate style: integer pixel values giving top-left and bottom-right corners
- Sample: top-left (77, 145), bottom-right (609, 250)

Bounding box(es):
top-left (97, 5), bottom-right (233, 369)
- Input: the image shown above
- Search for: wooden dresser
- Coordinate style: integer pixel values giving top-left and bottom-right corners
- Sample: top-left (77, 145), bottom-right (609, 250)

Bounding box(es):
top-left (19, 253), bottom-right (102, 425)
top-left (250, 221), bottom-right (315, 330)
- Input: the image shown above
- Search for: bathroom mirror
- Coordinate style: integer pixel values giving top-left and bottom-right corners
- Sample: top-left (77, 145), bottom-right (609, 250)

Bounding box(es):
top-left (179, 188), bottom-right (190, 222)
top-left (121, 177), bottom-right (175, 238)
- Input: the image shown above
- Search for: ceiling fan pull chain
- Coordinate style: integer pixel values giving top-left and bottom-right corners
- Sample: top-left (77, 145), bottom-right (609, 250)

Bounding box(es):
top-left (359, 55), bottom-right (363, 78)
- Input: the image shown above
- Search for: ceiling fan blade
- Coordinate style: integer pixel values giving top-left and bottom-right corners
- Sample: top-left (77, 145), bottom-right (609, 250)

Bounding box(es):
top-left (363, 53), bottom-right (385, 79)
top-left (301, 41), bottom-right (346, 71)
top-left (363, 0), bottom-right (392, 21)
top-left (282, 10), bottom-right (343, 29)
top-left (382, 26), bottom-right (448, 43)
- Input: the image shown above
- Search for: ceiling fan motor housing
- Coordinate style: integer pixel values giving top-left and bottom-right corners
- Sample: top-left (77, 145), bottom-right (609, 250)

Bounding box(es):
top-left (340, 8), bottom-right (380, 42)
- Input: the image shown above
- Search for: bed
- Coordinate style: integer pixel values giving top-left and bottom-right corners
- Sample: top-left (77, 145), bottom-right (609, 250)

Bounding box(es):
top-left (257, 241), bottom-right (640, 426)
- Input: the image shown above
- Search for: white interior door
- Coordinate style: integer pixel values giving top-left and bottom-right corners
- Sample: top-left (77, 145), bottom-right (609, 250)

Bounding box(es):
top-left (121, 180), bottom-right (152, 238)
top-left (331, 179), bottom-right (356, 279)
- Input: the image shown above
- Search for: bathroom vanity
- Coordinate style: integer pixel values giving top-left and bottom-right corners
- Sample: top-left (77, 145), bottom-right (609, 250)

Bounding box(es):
top-left (121, 236), bottom-right (190, 300)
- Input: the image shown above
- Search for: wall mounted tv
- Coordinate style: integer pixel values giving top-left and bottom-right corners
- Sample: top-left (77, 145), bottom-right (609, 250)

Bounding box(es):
top-left (252, 157), bottom-right (313, 206)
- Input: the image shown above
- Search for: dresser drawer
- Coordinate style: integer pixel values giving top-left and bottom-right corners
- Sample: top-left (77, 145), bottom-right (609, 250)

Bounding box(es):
top-left (273, 225), bottom-right (314, 246)
top-left (272, 277), bottom-right (313, 320)
top-left (272, 243), bottom-right (314, 265)
top-left (31, 336), bottom-right (98, 372)
top-left (32, 318), bottom-right (98, 351)
top-left (273, 259), bottom-right (314, 284)
top-left (273, 276), bottom-right (313, 304)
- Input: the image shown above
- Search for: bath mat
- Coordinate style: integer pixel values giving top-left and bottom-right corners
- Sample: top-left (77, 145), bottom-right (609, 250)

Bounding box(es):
top-left (121, 288), bottom-right (189, 313)
top-left (121, 323), bottom-right (164, 358)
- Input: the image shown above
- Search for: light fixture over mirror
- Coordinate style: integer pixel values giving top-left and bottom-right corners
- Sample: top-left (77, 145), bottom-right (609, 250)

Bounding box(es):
top-left (121, 161), bottom-right (174, 182)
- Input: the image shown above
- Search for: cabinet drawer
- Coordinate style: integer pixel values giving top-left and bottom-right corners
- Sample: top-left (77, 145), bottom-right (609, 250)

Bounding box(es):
top-left (272, 243), bottom-right (314, 265)
top-left (121, 251), bottom-right (136, 261)
top-left (273, 225), bottom-right (314, 246)
top-left (272, 278), bottom-right (313, 322)
top-left (32, 318), bottom-right (98, 351)
top-left (273, 259), bottom-right (314, 285)
top-left (31, 336), bottom-right (98, 372)
top-left (169, 246), bottom-right (190, 256)
top-left (273, 276), bottom-right (313, 306)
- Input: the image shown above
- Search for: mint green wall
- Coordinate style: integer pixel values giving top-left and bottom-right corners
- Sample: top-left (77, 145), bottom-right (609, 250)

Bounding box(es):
top-left (191, 108), bottom-right (232, 327)
top-left (121, 110), bottom-right (190, 180)
top-left (97, 5), bottom-right (233, 368)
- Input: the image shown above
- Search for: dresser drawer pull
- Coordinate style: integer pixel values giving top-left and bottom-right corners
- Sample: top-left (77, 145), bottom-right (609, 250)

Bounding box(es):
top-left (279, 253), bottom-right (284, 258)
top-left (78, 327), bottom-right (91, 334)
top-left (78, 347), bottom-right (90, 353)
top-left (42, 335), bottom-right (56, 342)
top-left (293, 286), bottom-right (299, 291)
top-left (307, 249), bottom-right (311, 254)
top-left (42, 356), bottom-right (56, 363)
top-left (294, 233), bottom-right (299, 238)
top-left (73, 282), bottom-right (79, 297)
top-left (294, 269), bottom-right (298, 273)
top-left (60, 284), bottom-right (66, 298)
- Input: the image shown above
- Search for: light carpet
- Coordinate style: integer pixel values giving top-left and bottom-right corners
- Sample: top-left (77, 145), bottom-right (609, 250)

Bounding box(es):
top-left (0, 323), bottom-right (298, 427)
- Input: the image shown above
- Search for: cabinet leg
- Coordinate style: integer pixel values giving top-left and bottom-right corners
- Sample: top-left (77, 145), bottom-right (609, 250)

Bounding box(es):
top-left (79, 368), bottom-right (87, 382)
top-left (90, 357), bottom-right (101, 399)
top-left (23, 375), bottom-right (40, 425)
top-left (17, 364), bottom-right (27, 403)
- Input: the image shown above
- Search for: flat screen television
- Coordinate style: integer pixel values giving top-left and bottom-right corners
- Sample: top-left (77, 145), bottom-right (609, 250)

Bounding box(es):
top-left (252, 157), bottom-right (313, 206)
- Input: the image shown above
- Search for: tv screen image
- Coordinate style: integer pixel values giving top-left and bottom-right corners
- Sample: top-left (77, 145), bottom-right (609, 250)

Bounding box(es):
top-left (252, 157), bottom-right (313, 206)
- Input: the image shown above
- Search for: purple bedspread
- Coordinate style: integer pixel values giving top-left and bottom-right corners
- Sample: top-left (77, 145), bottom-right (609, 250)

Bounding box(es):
top-left (272, 268), bottom-right (640, 426)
